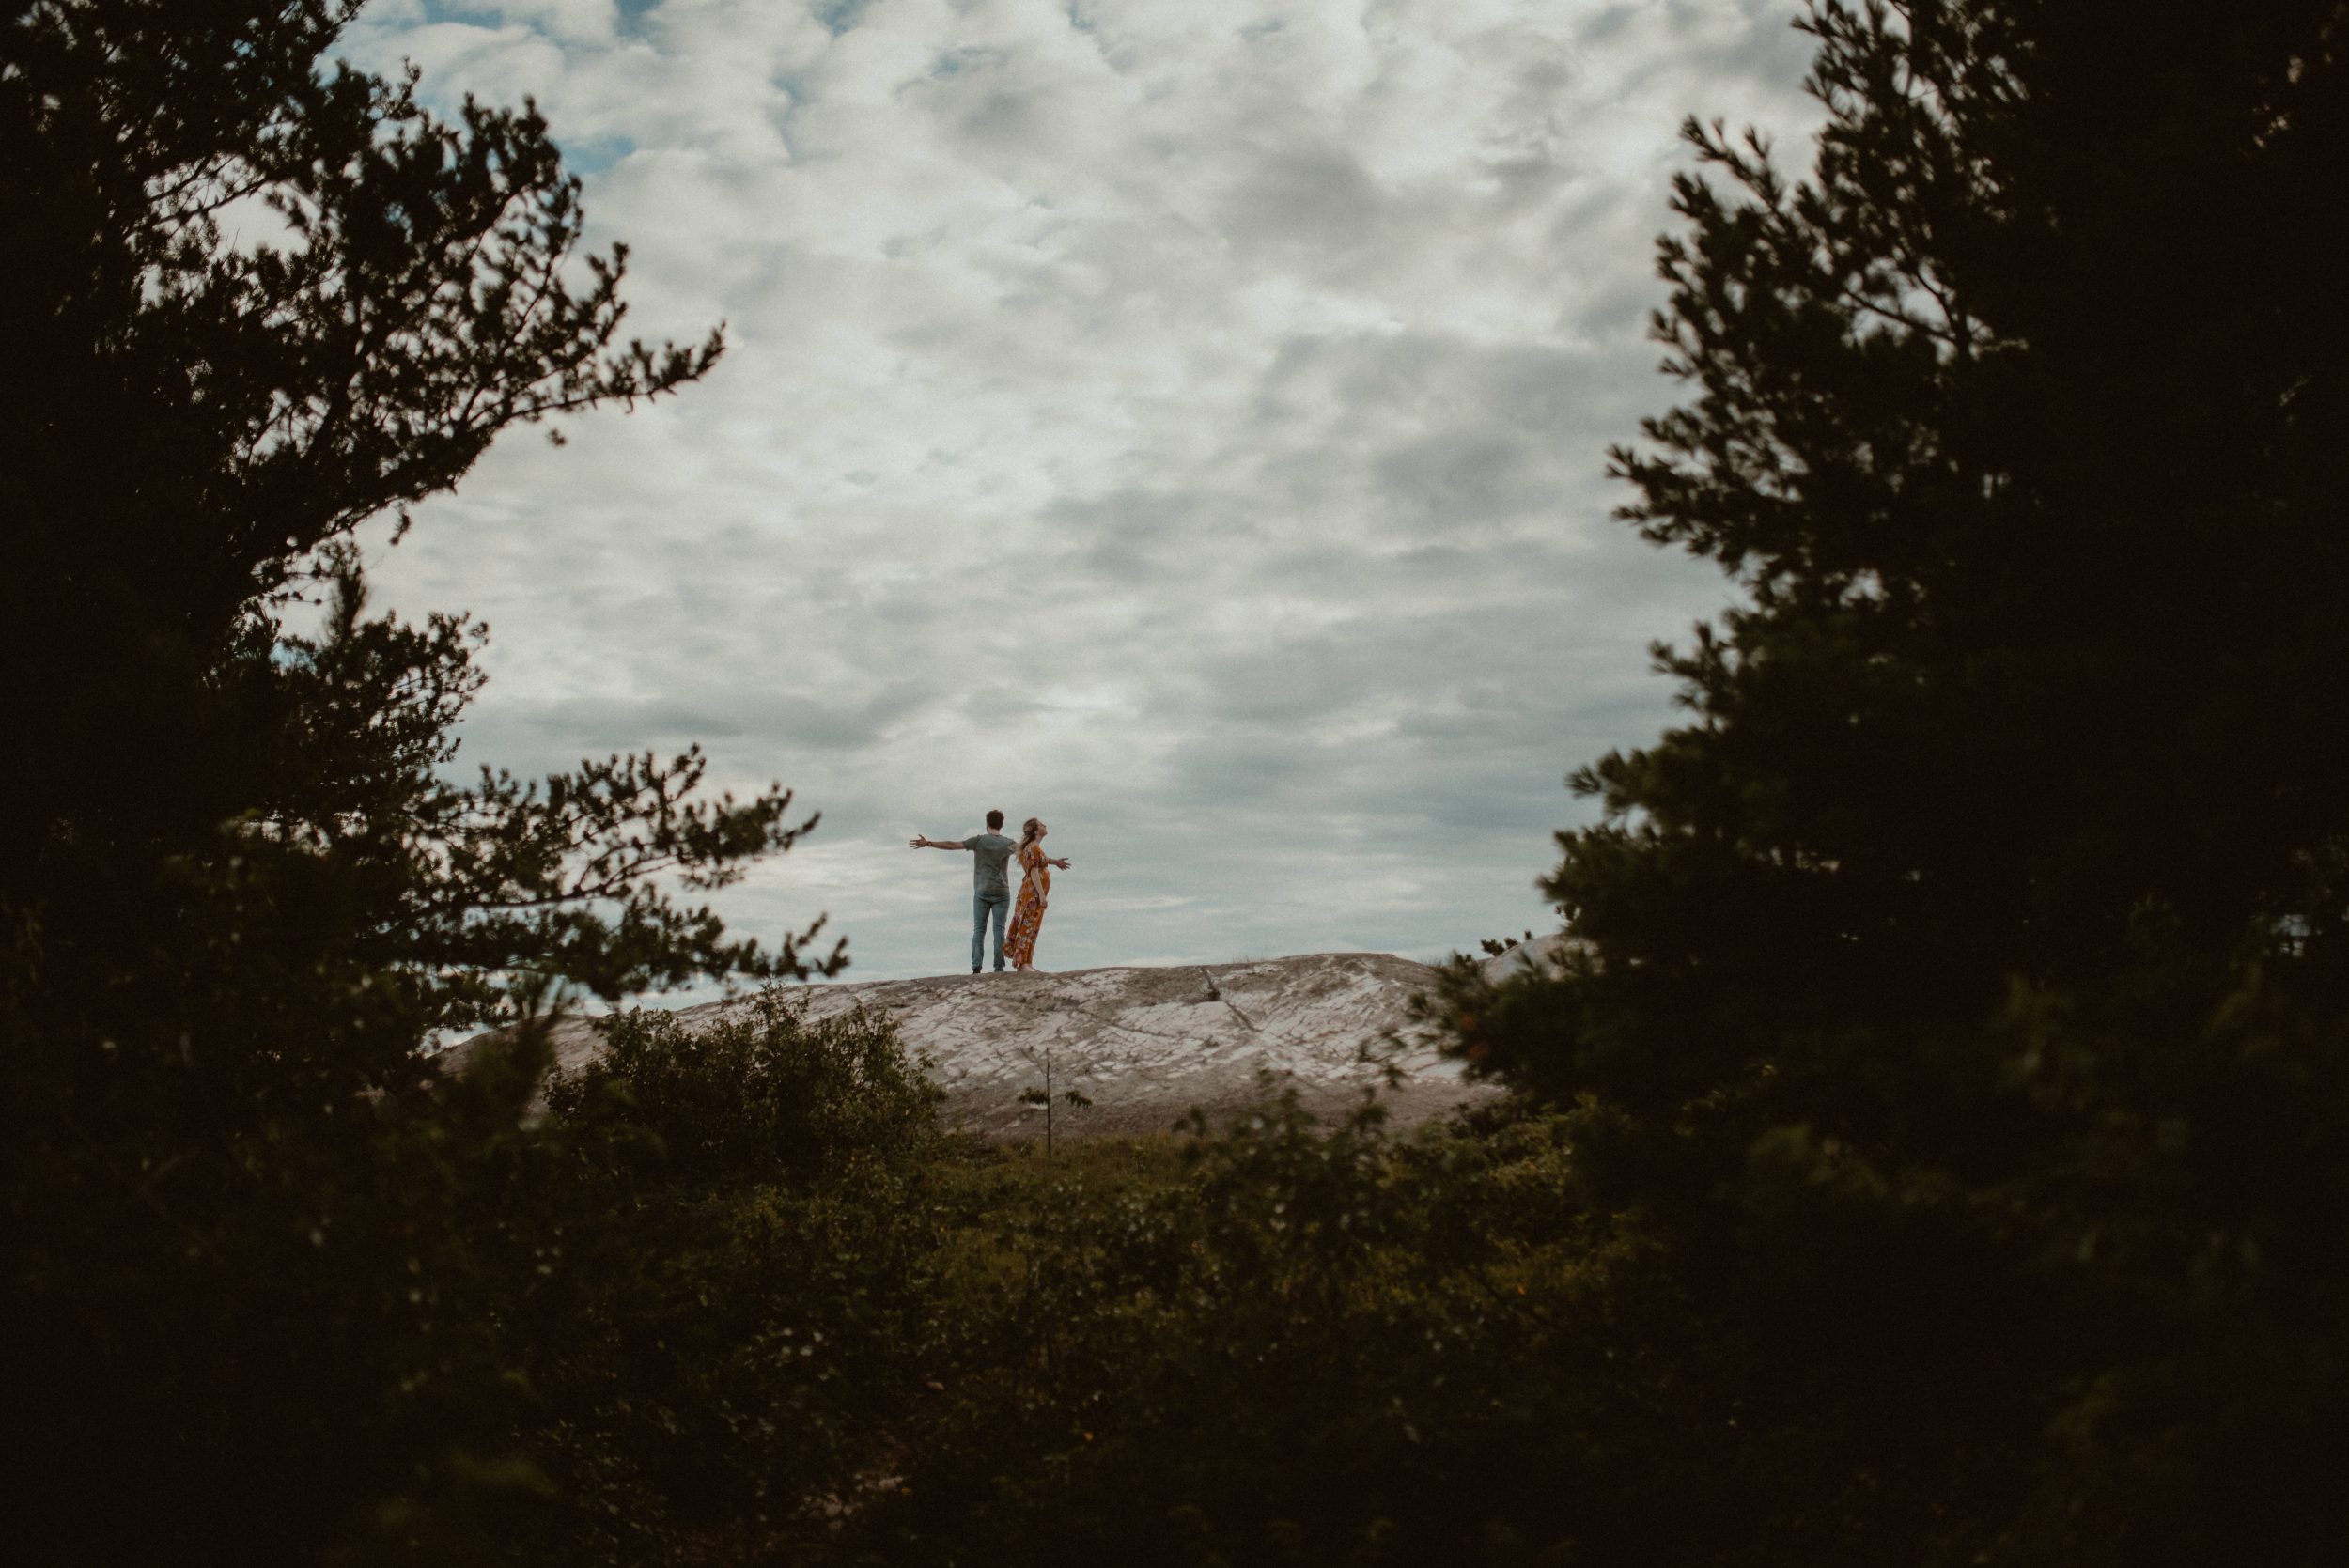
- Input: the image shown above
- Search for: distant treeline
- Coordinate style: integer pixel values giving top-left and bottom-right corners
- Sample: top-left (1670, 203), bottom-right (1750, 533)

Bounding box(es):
top-left (5, 2), bottom-right (2344, 1565)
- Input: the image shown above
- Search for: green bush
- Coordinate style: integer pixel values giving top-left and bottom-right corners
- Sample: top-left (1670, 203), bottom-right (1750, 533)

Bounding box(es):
top-left (547, 990), bottom-right (946, 1187)
top-left (1412, 2), bottom-right (2349, 1561)
top-left (859, 1094), bottom-right (1702, 1567)
top-left (502, 990), bottom-right (957, 1566)
top-left (2, 5), bottom-right (805, 1561)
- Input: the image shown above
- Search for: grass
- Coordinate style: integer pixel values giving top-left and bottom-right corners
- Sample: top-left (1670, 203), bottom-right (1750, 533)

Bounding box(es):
top-left (918, 1133), bottom-right (1201, 1294)
top-left (949, 1131), bottom-right (1199, 1199)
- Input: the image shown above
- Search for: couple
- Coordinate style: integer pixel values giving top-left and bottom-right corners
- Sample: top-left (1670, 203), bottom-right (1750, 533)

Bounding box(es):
top-left (910, 810), bottom-right (1071, 973)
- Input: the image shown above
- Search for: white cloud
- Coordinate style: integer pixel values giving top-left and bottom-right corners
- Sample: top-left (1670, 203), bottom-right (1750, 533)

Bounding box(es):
top-left (341, 0), bottom-right (1822, 987)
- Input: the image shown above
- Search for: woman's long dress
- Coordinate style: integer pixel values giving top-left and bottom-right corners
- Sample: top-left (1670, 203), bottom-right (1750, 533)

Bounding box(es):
top-left (1004, 841), bottom-right (1050, 968)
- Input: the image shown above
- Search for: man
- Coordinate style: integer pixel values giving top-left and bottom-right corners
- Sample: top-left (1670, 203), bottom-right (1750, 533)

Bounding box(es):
top-left (910, 810), bottom-right (1019, 973)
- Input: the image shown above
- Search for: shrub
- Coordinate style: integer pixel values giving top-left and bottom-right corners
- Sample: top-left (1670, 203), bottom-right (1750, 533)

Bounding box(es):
top-left (547, 989), bottom-right (946, 1188)
top-left (505, 989), bottom-right (955, 1565)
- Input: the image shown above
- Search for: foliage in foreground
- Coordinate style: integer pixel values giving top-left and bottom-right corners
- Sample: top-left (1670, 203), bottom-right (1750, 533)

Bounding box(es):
top-left (1, 5), bottom-right (826, 1561)
top-left (506, 975), bottom-right (2343, 1568)
top-left (1423, 2), bottom-right (2349, 1564)
top-left (504, 996), bottom-right (954, 1566)
top-left (474, 1001), bottom-right (2069, 1568)
top-left (497, 1002), bottom-right (1686, 1568)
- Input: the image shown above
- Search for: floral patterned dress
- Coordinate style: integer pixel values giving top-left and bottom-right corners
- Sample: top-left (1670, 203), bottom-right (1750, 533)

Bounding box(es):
top-left (1004, 840), bottom-right (1050, 968)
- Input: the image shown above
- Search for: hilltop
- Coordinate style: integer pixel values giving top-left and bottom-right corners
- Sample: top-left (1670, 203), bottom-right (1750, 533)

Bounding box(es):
top-left (449, 951), bottom-right (1502, 1140)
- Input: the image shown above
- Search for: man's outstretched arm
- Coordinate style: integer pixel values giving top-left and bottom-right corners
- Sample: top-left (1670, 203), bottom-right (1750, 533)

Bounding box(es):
top-left (909, 834), bottom-right (972, 849)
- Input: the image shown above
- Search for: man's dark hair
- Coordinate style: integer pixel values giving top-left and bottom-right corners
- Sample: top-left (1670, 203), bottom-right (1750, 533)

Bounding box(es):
top-left (986, 810), bottom-right (1005, 831)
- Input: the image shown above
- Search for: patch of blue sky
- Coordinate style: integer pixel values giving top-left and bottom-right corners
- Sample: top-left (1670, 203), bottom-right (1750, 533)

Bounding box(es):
top-left (770, 68), bottom-right (814, 143)
top-left (812, 0), bottom-right (873, 37)
top-left (930, 46), bottom-right (1001, 79)
top-left (552, 134), bottom-right (638, 179)
top-left (369, 5), bottom-right (645, 177)
top-left (410, 0), bottom-right (493, 24)
top-left (405, 0), bottom-right (658, 39)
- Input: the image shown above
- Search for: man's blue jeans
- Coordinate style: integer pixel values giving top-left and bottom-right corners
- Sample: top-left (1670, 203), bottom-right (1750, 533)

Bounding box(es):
top-left (972, 888), bottom-right (1010, 971)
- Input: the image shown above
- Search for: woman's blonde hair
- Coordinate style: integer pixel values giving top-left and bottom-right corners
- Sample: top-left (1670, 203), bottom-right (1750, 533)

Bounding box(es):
top-left (1020, 816), bottom-right (1045, 846)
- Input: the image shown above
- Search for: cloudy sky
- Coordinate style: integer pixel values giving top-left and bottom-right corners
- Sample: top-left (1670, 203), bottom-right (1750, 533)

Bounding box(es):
top-left (341, 0), bottom-right (1823, 987)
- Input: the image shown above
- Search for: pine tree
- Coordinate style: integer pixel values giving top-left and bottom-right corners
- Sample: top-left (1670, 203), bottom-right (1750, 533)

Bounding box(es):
top-left (1444, 3), bottom-right (2349, 1560)
top-left (0, 4), bottom-right (839, 1558)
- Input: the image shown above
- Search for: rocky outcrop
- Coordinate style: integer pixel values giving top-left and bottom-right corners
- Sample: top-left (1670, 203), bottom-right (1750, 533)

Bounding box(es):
top-left (1477, 930), bottom-right (1580, 982)
top-left (451, 952), bottom-right (1497, 1141)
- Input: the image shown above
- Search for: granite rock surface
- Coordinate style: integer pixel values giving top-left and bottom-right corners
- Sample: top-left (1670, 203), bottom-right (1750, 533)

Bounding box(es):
top-left (449, 952), bottom-right (1497, 1141)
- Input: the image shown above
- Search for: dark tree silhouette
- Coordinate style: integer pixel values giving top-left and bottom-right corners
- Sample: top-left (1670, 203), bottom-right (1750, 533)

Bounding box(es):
top-left (1439, 3), bottom-right (2349, 1561)
top-left (0, 4), bottom-right (838, 1560)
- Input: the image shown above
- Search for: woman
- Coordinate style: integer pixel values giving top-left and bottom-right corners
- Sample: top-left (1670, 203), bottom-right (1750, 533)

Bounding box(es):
top-left (1003, 816), bottom-right (1071, 972)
